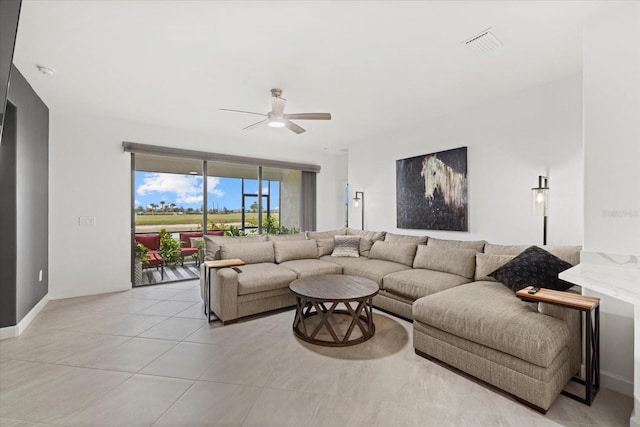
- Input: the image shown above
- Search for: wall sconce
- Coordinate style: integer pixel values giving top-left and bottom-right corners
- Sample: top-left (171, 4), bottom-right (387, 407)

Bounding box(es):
top-left (353, 191), bottom-right (365, 230)
top-left (531, 176), bottom-right (549, 245)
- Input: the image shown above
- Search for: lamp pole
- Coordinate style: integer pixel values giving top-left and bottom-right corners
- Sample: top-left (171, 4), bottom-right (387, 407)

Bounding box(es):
top-left (354, 191), bottom-right (365, 230)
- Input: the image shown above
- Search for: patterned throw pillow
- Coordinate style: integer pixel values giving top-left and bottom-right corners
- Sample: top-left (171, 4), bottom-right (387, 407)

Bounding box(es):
top-left (489, 246), bottom-right (573, 292)
top-left (331, 235), bottom-right (361, 257)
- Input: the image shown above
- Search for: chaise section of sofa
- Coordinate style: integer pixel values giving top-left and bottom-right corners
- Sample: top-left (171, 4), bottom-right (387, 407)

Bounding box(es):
top-left (412, 244), bottom-right (582, 412)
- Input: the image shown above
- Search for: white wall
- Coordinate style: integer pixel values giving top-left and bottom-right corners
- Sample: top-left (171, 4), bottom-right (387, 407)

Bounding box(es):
top-left (49, 111), bottom-right (346, 299)
top-left (348, 74), bottom-right (583, 246)
top-left (580, 2), bottom-right (640, 398)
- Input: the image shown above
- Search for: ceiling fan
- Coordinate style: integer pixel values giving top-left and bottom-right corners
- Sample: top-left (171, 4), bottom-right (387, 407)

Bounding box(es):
top-left (220, 88), bottom-right (331, 134)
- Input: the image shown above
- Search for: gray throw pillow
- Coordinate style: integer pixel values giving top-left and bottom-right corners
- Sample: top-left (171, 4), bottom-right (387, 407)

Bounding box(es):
top-left (331, 235), bottom-right (361, 257)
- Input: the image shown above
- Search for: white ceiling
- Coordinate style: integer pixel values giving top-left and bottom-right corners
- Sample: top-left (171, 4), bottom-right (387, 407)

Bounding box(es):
top-left (13, 0), bottom-right (623, 151)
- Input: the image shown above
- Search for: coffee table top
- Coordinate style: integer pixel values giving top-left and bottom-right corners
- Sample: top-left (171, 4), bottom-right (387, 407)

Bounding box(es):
top-left (289, 274), bottom-right (379, 301)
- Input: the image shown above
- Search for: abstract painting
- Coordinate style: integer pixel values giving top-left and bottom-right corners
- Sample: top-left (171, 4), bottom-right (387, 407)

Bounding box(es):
top-left (396, 146), bottom-right (468, 231)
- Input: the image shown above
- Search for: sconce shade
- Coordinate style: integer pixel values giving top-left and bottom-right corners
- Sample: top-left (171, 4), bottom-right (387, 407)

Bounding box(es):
top-left (531, 176), bottom-right (549, 216)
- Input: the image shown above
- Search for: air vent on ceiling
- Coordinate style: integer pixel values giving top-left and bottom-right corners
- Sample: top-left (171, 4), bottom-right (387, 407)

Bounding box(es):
top-left (463, 28), bottom-right (502, 53)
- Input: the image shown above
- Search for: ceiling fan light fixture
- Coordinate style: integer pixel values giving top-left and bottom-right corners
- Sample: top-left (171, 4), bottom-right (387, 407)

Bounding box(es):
top-left (268, 120), bottom-right (285, 128)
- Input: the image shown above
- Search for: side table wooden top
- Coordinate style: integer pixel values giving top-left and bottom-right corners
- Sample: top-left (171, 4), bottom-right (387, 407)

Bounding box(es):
top-left (516, 286), bottom-right (599, 310)
top-left (203, 259), bottom-right (245, 269)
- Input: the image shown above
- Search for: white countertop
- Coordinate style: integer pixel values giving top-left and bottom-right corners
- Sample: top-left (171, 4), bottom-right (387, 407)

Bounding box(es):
top-left (560, 264), bottom-right (640, 305)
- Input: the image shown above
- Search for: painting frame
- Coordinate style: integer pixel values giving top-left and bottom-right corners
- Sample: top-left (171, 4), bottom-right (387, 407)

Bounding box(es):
top-left (396, 146), bottom-right (468, 231)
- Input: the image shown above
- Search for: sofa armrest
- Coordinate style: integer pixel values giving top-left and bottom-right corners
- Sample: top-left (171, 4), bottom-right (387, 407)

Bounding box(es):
top-left (538, 302), bottom-right (582, 376)
top-left (199, 265), bottom-right (239, 322)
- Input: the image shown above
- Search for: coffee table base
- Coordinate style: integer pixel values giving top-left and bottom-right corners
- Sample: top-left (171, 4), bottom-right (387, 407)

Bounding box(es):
top-left (292, 296), bottom-right (375, 347)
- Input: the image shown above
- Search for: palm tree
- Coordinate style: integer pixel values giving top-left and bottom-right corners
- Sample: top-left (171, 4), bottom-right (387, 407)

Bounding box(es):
top-left (159, 200), bottom-right (166, 212)
top-left (169, 203), bottom-right (176, 212)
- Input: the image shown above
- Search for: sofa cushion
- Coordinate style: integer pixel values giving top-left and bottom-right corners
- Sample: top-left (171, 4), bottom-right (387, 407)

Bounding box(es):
top-left (383, 269), bottom-right (470, 300)
top-left (320, 255), bottom-right (369, 268)
top-left (339, 259), bottom-right (410, 286)
top-left (204, 234), bottom-right (268, 261)
top-left (427, 237), bottom-right (486, 252)
top-left (484, 243), bottom-right (581, 266)
top-left (384, 232), bottom-right (428, 245)
top-left (236, 263), bottom-right (298, 296)
top-left (274, 240), bottom-right (318, 263)
top-left (474, 253), bottom-right (515, 282)
top-left (220, 241), bottom-right (275, 265)
top-left (280, 259), bottom-right (343, 277)
top-left (316, 238), bottom-right (335, 257)
top-left (331, 235), bottom-right (361, 257)
top-left (306, 228), bottom-right (347, 240)
top-left (368, 241), bottom-right (417, 267)
top-left (489, 246), bottom-right (573, 292)
top-left (346, 228), bottom-right (386, 257)
top-left (267, 233), bottom-right (308, 241)
top-left (412, 245), bottom-right (476, 279)
top-left (413, 281), bottom-right (570, 367)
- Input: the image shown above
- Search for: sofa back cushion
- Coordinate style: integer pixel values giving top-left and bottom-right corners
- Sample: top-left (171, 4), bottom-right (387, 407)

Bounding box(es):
top-left (346, 228), bottom-right (386, 257)
top-left (274, 240), bottom-right (318, 263)
top-left (203, 234), bottom-right (268, 261)
top-left (412, 245), bottom-right (476, 279)
top-left (316, 238), bottom-right (335, 257)
top-left (220, 241), bottom-right (275, 264)
top-left (306, 228), bottom-right (347, 240)
top-left (384, 232), bottom-right (428, 245)
top-left (484, 243), bottom-right (581, 266)
top-left (474, 253), bottom-right (515, 282)
top-left (135, 234), bottom-right (160, 251)
top-left (368, 241), bottom-right (417, 267)
top-left (427, 237), bottom-right (486, 252)
top-left (331, 235), bottom-right (361, 258)
top-left (267, 233), bottom-right (308, 242)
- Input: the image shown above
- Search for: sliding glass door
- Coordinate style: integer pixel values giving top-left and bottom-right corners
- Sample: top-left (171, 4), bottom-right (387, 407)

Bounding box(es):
top-left (129, 148), bottom-right (314, 286)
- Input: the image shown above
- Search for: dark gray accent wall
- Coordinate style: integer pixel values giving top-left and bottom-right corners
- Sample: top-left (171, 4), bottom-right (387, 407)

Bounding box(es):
top-left (0, 66), bottom-right (49, 328)
top-left (0, 103), bottom-right (17, 327)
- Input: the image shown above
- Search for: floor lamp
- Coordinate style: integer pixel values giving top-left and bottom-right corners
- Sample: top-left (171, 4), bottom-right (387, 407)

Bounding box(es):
top-left (532, 176), bottom-right (549, 245)
top-left (353, 191), bottom-right (365, 230)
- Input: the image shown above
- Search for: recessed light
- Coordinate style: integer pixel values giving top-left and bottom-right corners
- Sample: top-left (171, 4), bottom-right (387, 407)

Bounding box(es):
top-left (36, 65), bottom-right (55, 75)
top-left (189, 171), bottom-right (198, 175)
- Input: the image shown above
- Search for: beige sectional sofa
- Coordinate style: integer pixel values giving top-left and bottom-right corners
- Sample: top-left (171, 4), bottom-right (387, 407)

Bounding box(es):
top-left (199, 228), bottom-right (581, 413)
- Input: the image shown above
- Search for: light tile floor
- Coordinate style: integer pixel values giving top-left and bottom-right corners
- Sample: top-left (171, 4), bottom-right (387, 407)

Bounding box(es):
top-left (0, 280), bottom-right (632, 426)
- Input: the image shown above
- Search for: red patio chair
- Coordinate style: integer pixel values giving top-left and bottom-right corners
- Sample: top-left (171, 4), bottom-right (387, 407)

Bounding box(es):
top-left (135, 234), bottom-right (164, 279)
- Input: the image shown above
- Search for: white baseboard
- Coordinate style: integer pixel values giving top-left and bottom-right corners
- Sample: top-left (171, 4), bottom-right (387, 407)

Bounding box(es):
top-left (0, 294), bottom-right (50, 340)
top-left (601, 368), bottom-right (634, 396)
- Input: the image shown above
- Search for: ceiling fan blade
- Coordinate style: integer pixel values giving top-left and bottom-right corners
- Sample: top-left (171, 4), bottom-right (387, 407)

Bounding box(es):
top-left (271, 96), bottom-right (286, 116)
top-left (242, 119), bottom-right (267, 130)
top-left (284, 119), bottom-right (306, 134)
top-left (284, 113), bottom-right (332, 120)
top-left (219, 108), bottom-right (267, 116)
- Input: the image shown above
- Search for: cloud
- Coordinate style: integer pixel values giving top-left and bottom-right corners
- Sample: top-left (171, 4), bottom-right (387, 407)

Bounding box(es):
top-left (134, 199), bottom-right (141, 207)
top-left (207, 177), bottom-right (224, 198)
top-left (136, 173), bottom-right (225, 205)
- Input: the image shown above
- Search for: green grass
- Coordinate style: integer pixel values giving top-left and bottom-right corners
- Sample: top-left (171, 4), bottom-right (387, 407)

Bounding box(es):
top-left (135, 213), bottom-right (277, 226)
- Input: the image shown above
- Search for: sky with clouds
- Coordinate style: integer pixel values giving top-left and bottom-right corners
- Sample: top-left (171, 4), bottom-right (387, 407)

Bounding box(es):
top-left (134, 171), bottom-right (279, 211)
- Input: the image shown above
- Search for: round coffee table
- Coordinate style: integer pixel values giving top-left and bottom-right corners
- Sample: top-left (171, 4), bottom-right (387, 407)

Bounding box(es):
top-left (289, 274), bottom-right (379, 347)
